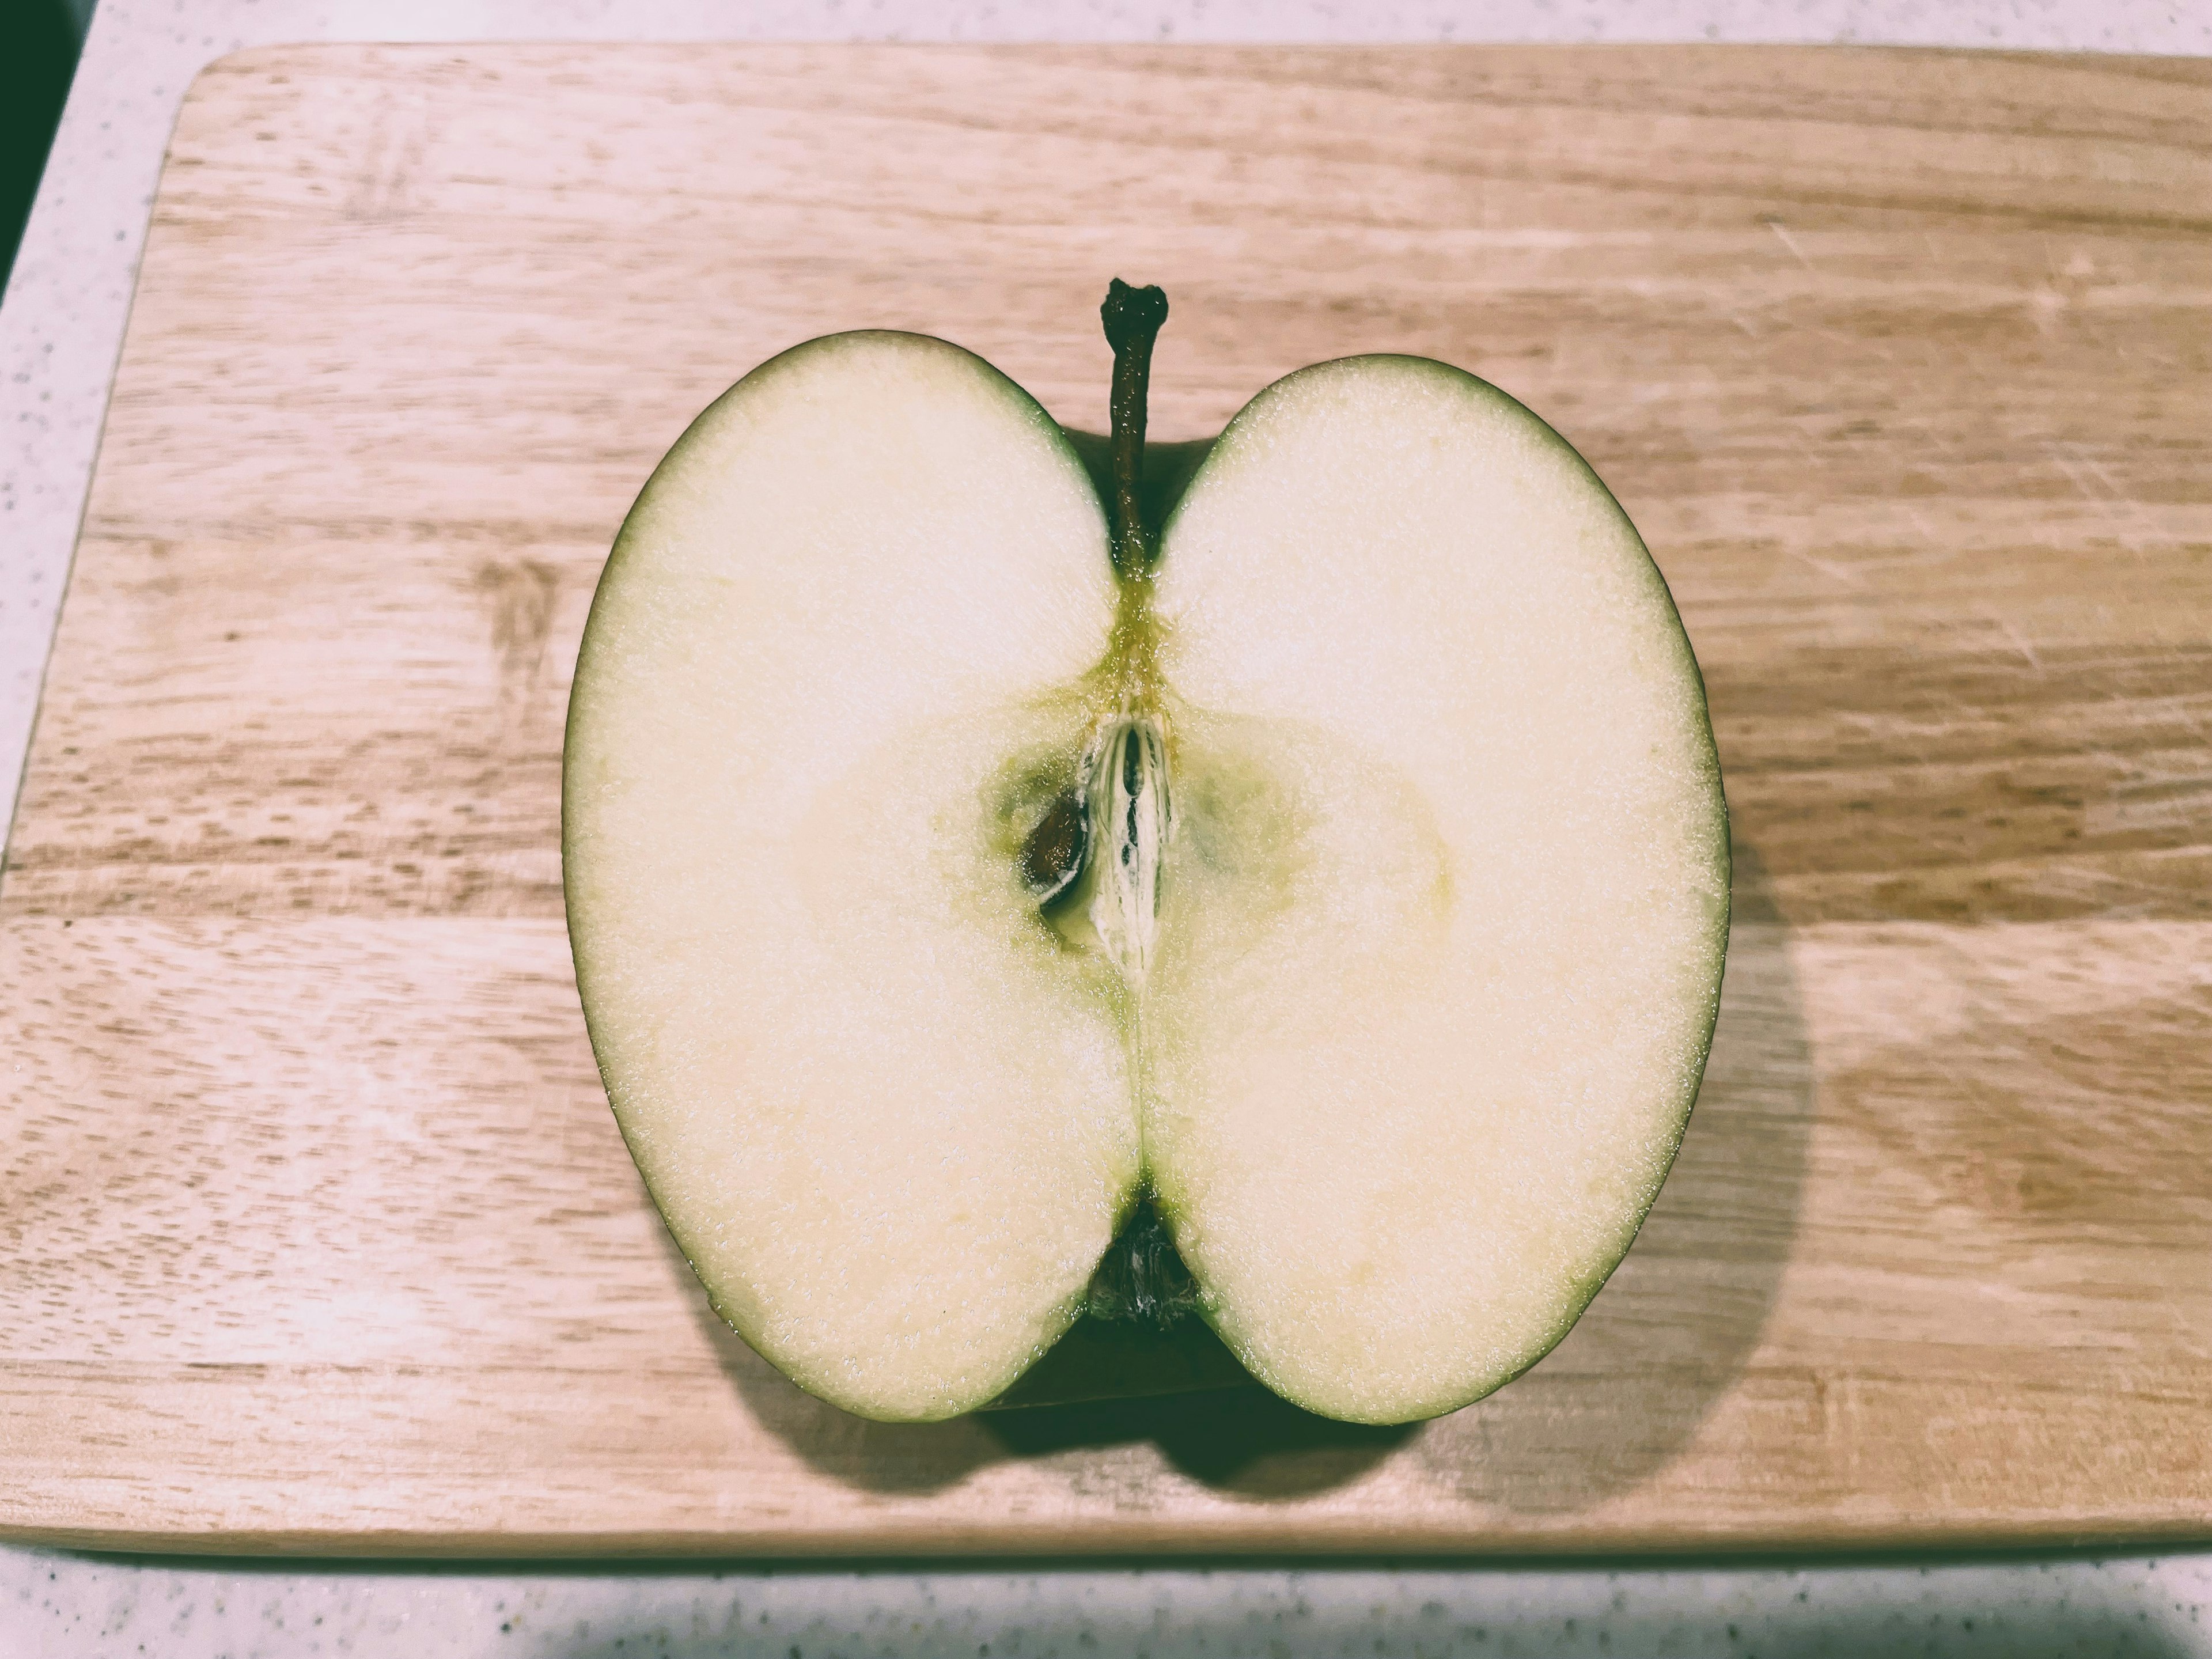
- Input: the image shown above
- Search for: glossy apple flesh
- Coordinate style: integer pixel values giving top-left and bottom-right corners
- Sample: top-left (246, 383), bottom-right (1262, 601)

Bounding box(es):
top-left (563, 305), bottom-right (1729, 1426)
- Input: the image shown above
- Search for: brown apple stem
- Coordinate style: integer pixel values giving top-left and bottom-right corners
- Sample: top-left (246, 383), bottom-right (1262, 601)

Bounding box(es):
top-left (1100, 278), bottom-right (1170, 578)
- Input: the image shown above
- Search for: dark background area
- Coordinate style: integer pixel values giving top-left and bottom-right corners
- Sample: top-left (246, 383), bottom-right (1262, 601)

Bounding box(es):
top-left (3, 0), bottom-right (90, 294)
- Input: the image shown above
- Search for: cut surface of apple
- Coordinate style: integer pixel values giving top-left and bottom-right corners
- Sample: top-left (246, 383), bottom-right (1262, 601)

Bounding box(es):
top-left (565, 300), bottom-right (1728, 1426)
top-left (566, 333), bottom-right (1136, 1421)
top-left (1141, 357), bottom-right (1728, 1421)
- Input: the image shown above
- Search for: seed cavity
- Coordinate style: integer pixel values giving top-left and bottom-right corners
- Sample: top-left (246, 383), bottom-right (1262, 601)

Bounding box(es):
top-left (1034, 713), bottom-right (1172, 984)
top-left (1086, 715), bottom-right (1171, 983)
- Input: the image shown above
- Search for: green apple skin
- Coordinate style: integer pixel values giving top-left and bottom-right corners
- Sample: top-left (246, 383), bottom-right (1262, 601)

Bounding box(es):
top-left (565, 329), bottom-right (1729, 1426)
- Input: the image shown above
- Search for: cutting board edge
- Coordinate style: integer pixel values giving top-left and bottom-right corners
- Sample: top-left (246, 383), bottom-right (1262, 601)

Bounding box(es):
top-left (9, 1515), bottom-right (2212, 1562)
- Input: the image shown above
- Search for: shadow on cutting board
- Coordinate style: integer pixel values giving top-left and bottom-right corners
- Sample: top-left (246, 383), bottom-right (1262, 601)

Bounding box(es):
top-left (1411, 841), bottom-right (1815, 1510)
top-left (659, 1211), bottom-right (1408, 1498)
top-left (664, 843), bottom-right (1810, 1507)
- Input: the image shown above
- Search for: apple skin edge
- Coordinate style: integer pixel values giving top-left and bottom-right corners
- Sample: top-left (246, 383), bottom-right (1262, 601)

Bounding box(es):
top-left (564, 331), bottom-right (1731, 1427)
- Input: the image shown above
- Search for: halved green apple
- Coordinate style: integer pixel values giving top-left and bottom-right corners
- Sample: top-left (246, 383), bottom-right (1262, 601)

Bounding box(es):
top-left (563, 286), bottom-right (1728, 1426)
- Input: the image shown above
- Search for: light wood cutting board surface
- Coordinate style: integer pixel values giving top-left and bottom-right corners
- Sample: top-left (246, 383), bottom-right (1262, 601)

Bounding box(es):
top-left (2, 44), bottom-right (2208, 1556)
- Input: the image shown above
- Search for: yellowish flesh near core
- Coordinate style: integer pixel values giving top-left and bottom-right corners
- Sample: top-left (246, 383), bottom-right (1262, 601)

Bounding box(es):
top-left (565, 335), bottom-right (1728, 1427)
top-left (1143, 358), bottom-right (1728, 1423)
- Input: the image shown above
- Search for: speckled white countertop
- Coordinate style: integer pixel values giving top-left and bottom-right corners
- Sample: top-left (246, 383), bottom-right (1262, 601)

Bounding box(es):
top-left (5, 1555), bottom-right (2208, 1657)
top-left (4, 3), bottom-right (2210, 1657)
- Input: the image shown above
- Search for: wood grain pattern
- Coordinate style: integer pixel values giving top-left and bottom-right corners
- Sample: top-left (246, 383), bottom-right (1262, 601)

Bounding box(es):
top-left (1, 43), bottom-right (2207, 1555)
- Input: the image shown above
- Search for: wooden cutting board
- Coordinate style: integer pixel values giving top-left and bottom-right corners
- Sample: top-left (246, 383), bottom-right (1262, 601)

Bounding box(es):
top-left (2, 43), bottom-right (2207, 1557)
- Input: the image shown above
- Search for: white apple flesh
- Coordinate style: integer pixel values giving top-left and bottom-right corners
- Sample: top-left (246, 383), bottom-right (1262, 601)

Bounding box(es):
top-left (564, 296), bottom-right (1728, 1426)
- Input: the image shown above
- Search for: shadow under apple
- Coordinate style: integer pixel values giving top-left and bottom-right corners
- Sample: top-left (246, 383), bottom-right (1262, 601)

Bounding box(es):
top-left (654, 1222), bottom-right (1007, 1495)
top-left (657, 1206), bottom-right (1411, 1497)
top-left (980, 1376), bottom-right (1416, 1495)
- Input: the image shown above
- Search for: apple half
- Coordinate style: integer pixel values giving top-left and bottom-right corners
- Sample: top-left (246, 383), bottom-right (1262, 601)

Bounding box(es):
top-left (563, 285), bottom-right (1729, 1426)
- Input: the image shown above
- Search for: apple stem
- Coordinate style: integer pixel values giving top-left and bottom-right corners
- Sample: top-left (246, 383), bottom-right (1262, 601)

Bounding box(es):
top-left (1101, 279), bottom-right (1170, 578)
